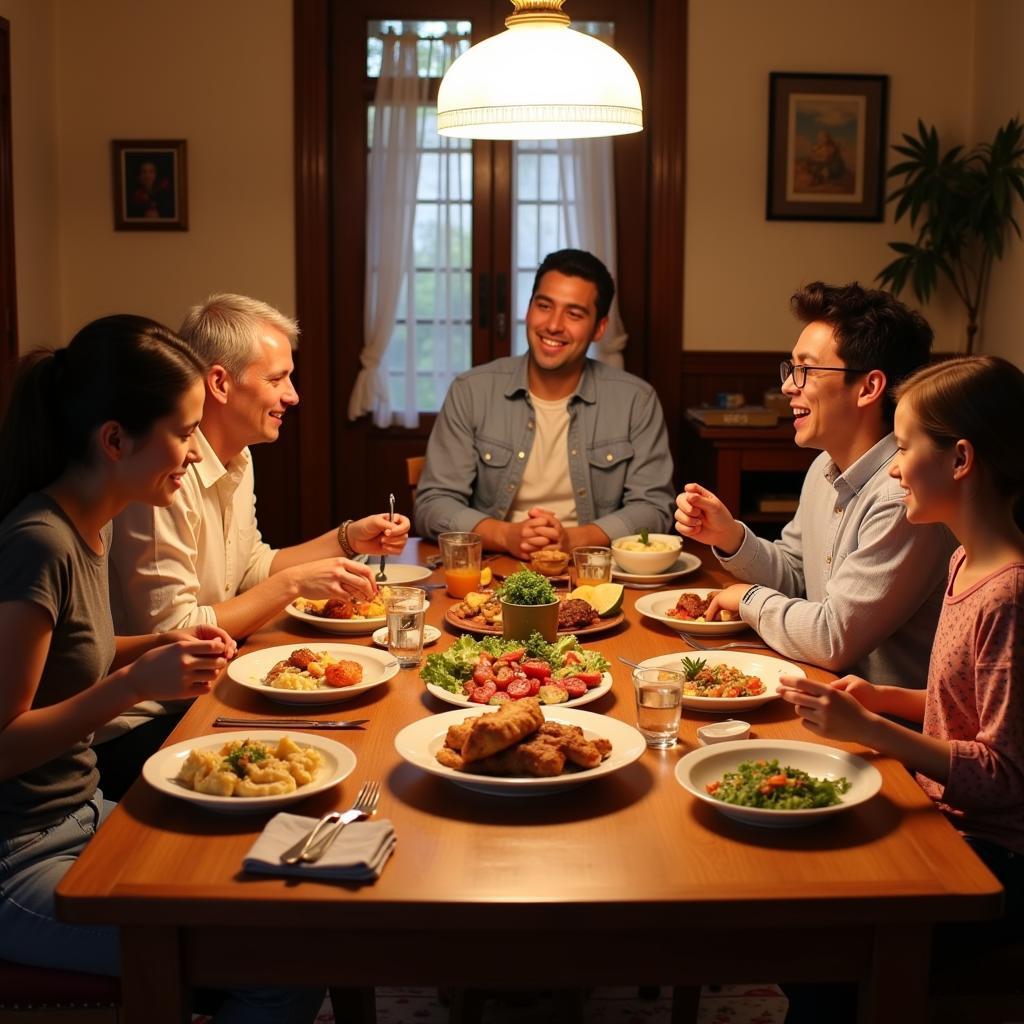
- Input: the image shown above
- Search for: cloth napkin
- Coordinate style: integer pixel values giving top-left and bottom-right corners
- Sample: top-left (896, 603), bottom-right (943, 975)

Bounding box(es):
top-left (243, 812), bottom-right (396, 881)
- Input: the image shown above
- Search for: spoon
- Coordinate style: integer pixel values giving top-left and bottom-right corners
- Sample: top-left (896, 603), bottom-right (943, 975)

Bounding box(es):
top-left (376, 492), bottom-right (395, 583)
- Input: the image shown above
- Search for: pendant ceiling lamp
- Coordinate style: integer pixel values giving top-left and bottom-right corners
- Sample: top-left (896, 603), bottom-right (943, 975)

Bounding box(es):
top-left (437, 0), bottom-right (643, 140)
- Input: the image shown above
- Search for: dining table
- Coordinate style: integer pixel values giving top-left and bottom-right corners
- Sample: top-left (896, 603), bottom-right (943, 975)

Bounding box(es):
top-left (56, 540), bottom-right (1002, 1024)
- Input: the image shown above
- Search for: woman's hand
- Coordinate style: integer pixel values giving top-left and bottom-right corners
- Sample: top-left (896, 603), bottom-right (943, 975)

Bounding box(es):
top-left (163, 624), bottom-right (237, 660)
top-left (348, 513), bottom-right (411, 555)
top-left (123, 639), bottom-right (230, 703)
top-left (778, 674), bottom-right (879, 745)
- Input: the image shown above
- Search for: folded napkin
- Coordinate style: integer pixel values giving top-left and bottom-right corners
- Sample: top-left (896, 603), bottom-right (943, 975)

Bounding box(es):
top-left (243, 812), bottom-right (396, 881)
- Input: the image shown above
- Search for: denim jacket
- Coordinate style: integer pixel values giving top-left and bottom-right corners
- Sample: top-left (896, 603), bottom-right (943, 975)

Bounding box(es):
top-left (414, 355), bottom-right (675, 542)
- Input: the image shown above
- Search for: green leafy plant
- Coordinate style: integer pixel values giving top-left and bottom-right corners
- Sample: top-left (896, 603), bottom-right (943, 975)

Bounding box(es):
top-left (498, 569), bottom-right (556, 606)
top-left (877, 117), bottom-right (1024, 353)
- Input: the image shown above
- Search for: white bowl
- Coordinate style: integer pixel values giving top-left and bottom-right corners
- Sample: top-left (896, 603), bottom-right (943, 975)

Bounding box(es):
top-left (611, 533), bottom-right (682, 575)
top-left (697, 720), bottom-right (751, 745)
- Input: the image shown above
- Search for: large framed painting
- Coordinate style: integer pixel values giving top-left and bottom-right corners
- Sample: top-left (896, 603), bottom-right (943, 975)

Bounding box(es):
top-left (767, 73), bottom-right (888, 221)
top-left (112, 139), bottom-right (188, 231)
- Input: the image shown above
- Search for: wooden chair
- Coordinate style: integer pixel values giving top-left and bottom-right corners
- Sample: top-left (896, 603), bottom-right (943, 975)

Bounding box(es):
top-left (406, 455), bottom-right (426, 510)
top-left (0, 961), bottom-right (119, 1023)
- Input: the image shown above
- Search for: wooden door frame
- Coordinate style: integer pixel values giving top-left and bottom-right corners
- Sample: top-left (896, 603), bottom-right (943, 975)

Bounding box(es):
top-left (292, 0), bottom-right (686, 534)
top-left (0, 16), bottom-right (18, 390)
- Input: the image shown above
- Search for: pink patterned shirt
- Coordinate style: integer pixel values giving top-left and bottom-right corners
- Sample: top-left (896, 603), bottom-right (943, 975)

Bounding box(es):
top-left (917, 549), bottom-right (1024, 853)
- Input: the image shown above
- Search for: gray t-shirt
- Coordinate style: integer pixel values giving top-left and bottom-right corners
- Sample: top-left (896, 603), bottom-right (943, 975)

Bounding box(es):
top-left (0, 493), bottom-right (115, 838)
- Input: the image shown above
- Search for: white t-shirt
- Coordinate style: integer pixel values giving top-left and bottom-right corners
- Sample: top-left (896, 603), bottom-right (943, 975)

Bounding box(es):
top-left (506, 393), bottom-right (577, 526)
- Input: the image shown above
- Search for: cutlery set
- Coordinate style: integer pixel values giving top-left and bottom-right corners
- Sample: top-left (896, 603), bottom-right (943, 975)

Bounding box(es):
top-left (280, 780), bottom-right (381, 864)
top-left (213, 717), bottom-right (368, 730)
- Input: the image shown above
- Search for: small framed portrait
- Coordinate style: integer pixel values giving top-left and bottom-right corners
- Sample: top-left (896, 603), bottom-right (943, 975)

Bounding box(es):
top-left (112, 139), bottom-right (188, 231)
top-left (766, 73), bottom-right (888, 221)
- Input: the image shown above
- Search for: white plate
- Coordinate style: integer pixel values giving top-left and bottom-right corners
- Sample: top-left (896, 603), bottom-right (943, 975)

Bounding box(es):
top-left (635, 651), bottom-right (798, 713)
top-left (372, 624), bottom-right (442, 648)
top-left (675, 738), bottom-right (882, 828)
top-left (635, 588), bottom-right (751, 635)
top-left (377, 564), bottom-right (433, 585)
top-left (425, 671), bottom-right (613, 710)
top-left (227, 643), bottom-right (400, 705)
top-left (142, 730), bottom-right (356, 814)
top-left (611, 552), bottom-right (702, 585)
top-left (285, 602), bottom-right (386, 635)
top-left (394, 706), bottom-right (646, 796)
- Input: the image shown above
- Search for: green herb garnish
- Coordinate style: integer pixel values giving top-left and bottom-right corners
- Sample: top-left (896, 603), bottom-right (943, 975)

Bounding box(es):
top-left (680, 656), bottom-right (707, 679)
top-left (639, 529), bottom-right (650, 546)
top-left (498, 569), bottom-right (556, 606)
top-left (222, 742), bottom-right (268, 778)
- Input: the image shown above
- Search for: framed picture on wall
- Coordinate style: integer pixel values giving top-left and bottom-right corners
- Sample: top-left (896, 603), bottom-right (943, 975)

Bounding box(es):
top-left (766, 73), bottom-right (888, 221)
top-left (112, 139), bottom-right (188, 230)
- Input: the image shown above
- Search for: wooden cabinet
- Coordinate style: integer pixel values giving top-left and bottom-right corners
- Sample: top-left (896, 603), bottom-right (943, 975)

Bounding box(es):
top-left (680, 414), bottom-right (816, 535)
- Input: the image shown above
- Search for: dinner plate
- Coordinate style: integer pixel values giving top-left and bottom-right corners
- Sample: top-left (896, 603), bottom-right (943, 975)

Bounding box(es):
top-left (425, 670), bottom-right (613, 711)
top-left (142, 730), bottom-right (356, 813)
top-left (635, 588), bottom-right (750, 636)
top-left (372, 624), bottom-right (442, 648)
top-left (635, 651), bottom-right (799, 713)
top-left (285, 602), bottom-right (386, 635)
top-left (611, 552), bottom-right (702, 585)
top-left (227, 643), bottom-right (400, 705)
top-left (444, 607), bottom-right (624, 638)
top-left (376, 564), bottom-right (433, 585)
top-left (675, 738), bottom-right (882, 828)
top-left (394, 706), bottom-right (646, 796)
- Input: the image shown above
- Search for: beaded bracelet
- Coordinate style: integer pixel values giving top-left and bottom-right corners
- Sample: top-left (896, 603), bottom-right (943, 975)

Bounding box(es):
top-left (336, 519), bottom-right (357, 558)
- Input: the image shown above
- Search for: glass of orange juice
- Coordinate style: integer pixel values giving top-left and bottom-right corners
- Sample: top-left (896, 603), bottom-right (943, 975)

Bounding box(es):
top-left (573, 545), bottom-right (613, 587)
top-left (438, 532), bottom-right (482, 598)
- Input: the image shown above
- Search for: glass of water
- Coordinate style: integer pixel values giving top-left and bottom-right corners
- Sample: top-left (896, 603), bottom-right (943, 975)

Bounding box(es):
top-left (384, 586), bottom-right (426, 668)
top-left (632, 666), bottom-right (684, 748)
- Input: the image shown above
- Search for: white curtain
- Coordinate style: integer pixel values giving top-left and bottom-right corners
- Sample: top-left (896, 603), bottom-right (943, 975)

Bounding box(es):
top-left (555, 136), bottom-right (627, 367)
top-left (348, 33), bottom-right (424, 426)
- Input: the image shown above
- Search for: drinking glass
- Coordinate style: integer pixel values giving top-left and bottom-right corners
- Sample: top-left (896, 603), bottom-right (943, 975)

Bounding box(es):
top-left (573, 545), bottom-right (613, 587)
top-left (632, 666), bottom-right (683, 748)
top-left (438, 532), bottom-right (482, 598)
top-left (384, 586), bottom-right (427, 668)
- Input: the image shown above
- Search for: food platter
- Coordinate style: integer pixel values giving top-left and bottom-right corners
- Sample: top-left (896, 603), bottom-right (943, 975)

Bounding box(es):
top-left (634, 588), bottom-right (751, 636)
top-left (394, 706), bottom-right (645, 797)
top-left (634, 651), bottom-right (799, 713)
top-left (674, 738), bottom-right (881, 828)
top-left (444, 607), bottom-right (624, 637)
top-left (142, 730), bottom-right (356, 814)
top-left (285, 602), bottom-right (386, 635)
top-left (425, 670), bottom-right (613, 711)
top-left (611, 551), bottom-right (702, 585)
top-left (227, 643), bottom-right (400, 705)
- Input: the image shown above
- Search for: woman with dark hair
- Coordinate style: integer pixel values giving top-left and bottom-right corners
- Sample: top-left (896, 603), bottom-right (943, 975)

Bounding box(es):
top-left (0, 316), bottom-right (321, 1022)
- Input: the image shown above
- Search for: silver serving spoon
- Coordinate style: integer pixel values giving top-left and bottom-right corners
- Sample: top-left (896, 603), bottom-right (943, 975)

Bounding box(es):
top-left (376, 492), bottom-right (396, 583)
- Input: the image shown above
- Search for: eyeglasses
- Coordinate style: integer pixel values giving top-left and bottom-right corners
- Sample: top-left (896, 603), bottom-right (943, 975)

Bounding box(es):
top-left (779, 360), bottom-right (871, 389)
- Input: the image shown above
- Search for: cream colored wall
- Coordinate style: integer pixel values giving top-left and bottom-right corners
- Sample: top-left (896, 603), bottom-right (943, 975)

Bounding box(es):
top-left (40, 0), bottom-right (291, 344)
top-left (972, 0), bottom-right (1024, 364)
top-left (0, 0), bottom-right (61, 351)
top-left (684, 0), bottom-right (974, 354)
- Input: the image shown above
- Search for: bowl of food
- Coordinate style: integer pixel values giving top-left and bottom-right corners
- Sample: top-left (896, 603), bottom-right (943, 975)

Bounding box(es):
top-left (529, 549), bottom-right (570, 577)
top-left (611, 532), bottom-right (682, 575)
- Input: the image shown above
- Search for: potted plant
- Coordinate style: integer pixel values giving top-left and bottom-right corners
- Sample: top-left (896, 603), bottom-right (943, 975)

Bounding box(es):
top-left (877, 117), bottom-right (1024, 354)
top-left (499, 568), bottom-right (559, 643)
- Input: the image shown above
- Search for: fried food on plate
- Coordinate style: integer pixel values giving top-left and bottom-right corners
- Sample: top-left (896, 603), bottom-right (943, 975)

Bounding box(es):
top-left (460, 697), bottom-right (544, 764)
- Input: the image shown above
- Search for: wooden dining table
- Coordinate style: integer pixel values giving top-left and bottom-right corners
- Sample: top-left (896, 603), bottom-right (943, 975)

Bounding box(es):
top-left (56, 541), bottom-right (1001, 1024)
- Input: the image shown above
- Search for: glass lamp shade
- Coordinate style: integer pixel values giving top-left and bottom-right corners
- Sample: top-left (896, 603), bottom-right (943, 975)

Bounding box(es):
top-left (437, 21), bottom-right (643, 140)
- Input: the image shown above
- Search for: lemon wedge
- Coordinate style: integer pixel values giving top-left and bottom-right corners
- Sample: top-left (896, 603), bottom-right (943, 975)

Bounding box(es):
top-left (569, 584), bottom-right (598, 609)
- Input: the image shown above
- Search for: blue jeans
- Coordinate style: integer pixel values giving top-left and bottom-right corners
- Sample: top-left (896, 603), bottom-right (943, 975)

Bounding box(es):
top-left (0, 793), bottom-right (323, 1023)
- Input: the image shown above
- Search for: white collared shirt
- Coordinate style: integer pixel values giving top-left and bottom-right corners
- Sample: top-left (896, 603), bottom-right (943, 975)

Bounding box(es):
top-left (108, 428), bottom-right (277, 633)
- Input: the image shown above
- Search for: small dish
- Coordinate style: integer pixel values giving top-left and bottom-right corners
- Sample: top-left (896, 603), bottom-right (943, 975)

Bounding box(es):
top-left (697, 720), bottom-right (751, 745)
top-left (530, 549), bottom-right (570, 576)
top-left (372, 624), bottom-right (441, 648)
top-left (610, 533), bottom-right (682, 575)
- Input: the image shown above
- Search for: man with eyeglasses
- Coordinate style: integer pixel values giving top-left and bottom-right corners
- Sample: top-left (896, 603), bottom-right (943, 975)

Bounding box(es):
top-left (674, 281), bottom-right (955, 689)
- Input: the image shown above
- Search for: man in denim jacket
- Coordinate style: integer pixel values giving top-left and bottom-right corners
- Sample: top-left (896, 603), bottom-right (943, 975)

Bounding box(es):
top-left (415, 249), bottom-right (675, 558)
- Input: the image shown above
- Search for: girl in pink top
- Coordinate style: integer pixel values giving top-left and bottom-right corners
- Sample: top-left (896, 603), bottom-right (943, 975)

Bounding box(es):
top-left (782, 355), bottom-right (1024, 942)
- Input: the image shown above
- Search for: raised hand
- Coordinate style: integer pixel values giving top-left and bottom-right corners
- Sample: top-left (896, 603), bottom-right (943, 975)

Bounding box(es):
top-left (674, 483), bottom-right (744, 554)
top-left (348, 512), bottom-right (411, 555)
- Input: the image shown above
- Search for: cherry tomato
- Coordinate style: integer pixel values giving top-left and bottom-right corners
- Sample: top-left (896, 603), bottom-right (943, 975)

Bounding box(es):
top-left (574, 670), bottom-right (603, 689)
top-left (469, 680), bottom-right (497, 703)
top-left (527, 676), bottom-right (541, 696)
top-left (501, 648), bottom-right (526, 662)
top-left (562, 677), bottom-right (588, 698)
top-left (563, 651), bottom-right (583, 666)
top-left (521, 659), bottom-right (552, 679)
top-left (494, 665), bottom-right (515, 689)
top-left (506, 679), bottom-right (531, 700)
top-left (472, 665), bottom-right (495, 687)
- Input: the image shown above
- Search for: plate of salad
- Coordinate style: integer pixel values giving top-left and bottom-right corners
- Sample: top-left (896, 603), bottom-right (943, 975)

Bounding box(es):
top-left (420, 632), bottom-right (613, 709)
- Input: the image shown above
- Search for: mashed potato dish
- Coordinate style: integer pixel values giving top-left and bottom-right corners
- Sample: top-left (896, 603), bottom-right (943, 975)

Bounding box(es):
top-left (175, 736), bottom-right (324, 798)
top-left (615, 538), bottom-right (676, 552)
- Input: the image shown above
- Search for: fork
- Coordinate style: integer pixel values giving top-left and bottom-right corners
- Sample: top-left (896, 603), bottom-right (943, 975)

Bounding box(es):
top-left (376, 494), bottom-right (396, 583)
top-left (279, 780), bottom-right (381, 865)
top-left (677, 630), bottom-right (770, 652)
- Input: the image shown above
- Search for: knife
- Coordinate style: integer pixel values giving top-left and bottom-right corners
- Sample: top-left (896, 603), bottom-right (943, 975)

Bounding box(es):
top-left (213, 717), bottom-right (368, 730)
